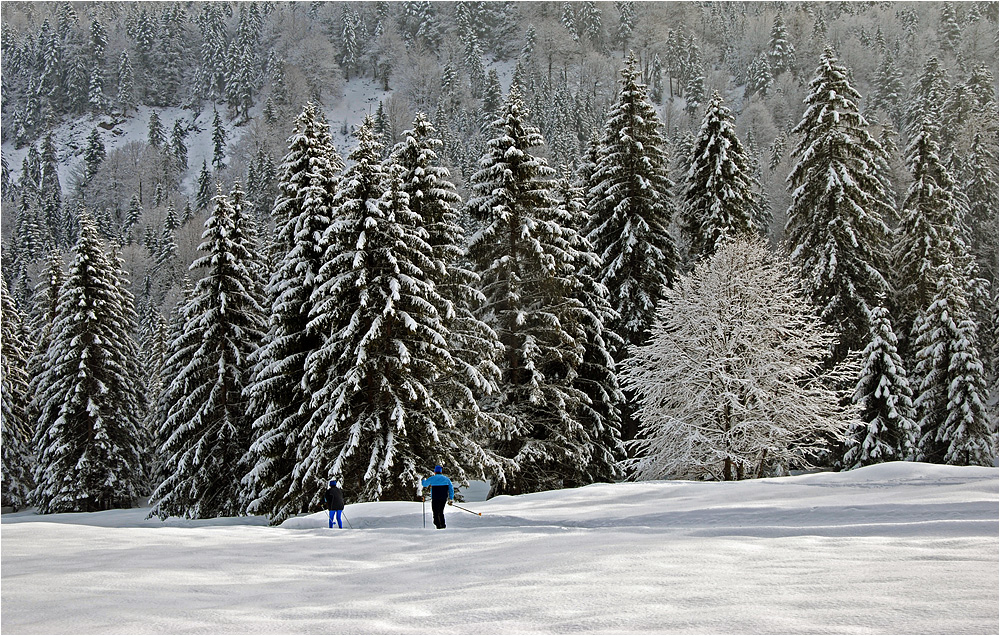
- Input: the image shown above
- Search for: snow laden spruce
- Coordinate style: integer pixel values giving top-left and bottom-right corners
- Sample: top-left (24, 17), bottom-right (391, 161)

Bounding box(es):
top-left (30, 217), bottom-right (147, 513)
top-left (467, 86), bottom-right (623, 496)
top-left (0, 278), bottom-right (34, 510)
top-left (241, 103), bottom-right (343, 524)
top-left (148, 183), bottom-right (266, 520)
top-left (623, 237), bottom-right (858, 482)
top-left (785, 47), bottom-right (894, 364)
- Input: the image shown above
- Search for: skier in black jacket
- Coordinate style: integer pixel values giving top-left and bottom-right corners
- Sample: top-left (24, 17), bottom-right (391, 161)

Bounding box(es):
top-left (324, 480), bottom-right (345, 528)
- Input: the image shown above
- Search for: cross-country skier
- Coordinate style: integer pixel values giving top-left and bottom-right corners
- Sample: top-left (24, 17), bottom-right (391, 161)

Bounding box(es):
top-left (421, 465), bottom-right (454, 529)
top-left (324, 479), bottom-right (345, 529)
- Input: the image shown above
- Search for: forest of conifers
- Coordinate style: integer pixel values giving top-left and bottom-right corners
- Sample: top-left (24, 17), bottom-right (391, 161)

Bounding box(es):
top-left (0, 1), bottom-right (996, 522)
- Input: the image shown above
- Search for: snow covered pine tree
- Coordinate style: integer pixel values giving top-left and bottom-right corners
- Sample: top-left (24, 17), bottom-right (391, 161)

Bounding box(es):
top-left (242, 103), bottom-right (342, 524)
top-left (786, 47), bottom-right (894, 362)
top-left (1, 278), bottom-right (35, 510)
top-left (149, 185), bottom-right (265, 519)
top-left (468, 87), bottom-right (598, 496)
top-left (586, 52), bottom-right (677, 352)
top-left (31, 216), bottom-right (146, 513)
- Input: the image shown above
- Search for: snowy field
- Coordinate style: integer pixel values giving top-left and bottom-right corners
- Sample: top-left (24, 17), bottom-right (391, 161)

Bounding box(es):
top-left (2, 462), bottom-right (997, 634)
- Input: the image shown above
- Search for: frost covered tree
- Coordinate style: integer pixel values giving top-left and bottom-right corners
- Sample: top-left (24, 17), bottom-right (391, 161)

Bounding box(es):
top-left (786, 48), bottom-right (894, 361)
top-left (468, 88), bottom-right (595, 496)
top-left (1, 279), bottom-right (35, 510)
top-left (911, 265), bottom-right (995, 466)
top-left (843, 305), bottom-right (919, 469)
top-left (242, 104), bottom-right (343, 523)
top-left (586, 52), bottom-right (677, 350)
top-left (30, 216), bottom-right (146, 513)
top-left (148, 185), bottom-right (266, 520)
top-left (681, 91), bottom-right (763, 261)
top-left (623, 237), bottom-right (856, 481)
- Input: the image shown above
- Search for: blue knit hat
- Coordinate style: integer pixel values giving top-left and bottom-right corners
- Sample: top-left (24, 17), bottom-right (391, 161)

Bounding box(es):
top-left (330, 479), bottom-right (337, 486)
top-left (434, 465), bottom-right (443, 474)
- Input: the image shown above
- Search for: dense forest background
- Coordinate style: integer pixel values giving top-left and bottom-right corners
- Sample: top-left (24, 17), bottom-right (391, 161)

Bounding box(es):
top-left (1, 1), bottom-right (997, 519)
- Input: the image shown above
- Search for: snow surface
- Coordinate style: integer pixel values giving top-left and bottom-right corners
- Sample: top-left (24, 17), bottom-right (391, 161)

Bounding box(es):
top-left (2, 462), bottom-right (997, 634)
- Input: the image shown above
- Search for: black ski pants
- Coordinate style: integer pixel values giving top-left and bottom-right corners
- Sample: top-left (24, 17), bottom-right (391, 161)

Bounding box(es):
top-left (431, 497), bottom-right (447, 529)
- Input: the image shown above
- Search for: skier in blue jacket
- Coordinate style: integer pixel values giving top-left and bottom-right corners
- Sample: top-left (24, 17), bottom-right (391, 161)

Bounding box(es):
top-left (421, 465), bottom-right (454, 529)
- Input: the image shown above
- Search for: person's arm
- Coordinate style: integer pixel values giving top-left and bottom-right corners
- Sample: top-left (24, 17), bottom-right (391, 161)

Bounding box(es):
top-left (447, 478), bottom-right (454, 500)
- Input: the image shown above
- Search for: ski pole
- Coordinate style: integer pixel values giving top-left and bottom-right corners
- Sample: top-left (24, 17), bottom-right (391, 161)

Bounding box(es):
top-left (422, 494), bottom-right (426, 528)
top-left (451, 503), bottom-right (482, 516)
top-left (343, 512), bottom-right (354, 529)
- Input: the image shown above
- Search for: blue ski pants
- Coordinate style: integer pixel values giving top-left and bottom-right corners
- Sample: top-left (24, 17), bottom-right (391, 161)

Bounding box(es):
top-left (329, 510), bottom-right (342, 528)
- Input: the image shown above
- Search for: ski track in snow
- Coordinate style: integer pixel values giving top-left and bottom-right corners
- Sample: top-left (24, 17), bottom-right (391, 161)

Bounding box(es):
top-left (2, 462), bottom-right (997, 634)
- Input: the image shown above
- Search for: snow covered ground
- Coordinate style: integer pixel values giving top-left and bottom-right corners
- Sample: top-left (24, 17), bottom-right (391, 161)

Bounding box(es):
top-left (2, 462), bottom-right (997, 634)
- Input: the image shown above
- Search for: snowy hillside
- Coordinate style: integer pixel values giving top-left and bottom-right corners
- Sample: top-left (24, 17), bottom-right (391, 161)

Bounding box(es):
top-left (3, 462), bottom-right (997, 634)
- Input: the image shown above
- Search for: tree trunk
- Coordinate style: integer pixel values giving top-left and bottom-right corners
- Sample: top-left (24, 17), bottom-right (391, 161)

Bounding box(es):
top-left (756, 448), bottom-right (769, 478)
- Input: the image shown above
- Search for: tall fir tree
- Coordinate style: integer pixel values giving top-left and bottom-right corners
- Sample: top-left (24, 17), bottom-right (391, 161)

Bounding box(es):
top-left (242, 104), bottom-right (343, 524)
top-left (586, 52), bottom-right (677, 351)
top-left (303, 118), bottom-right (502, 502)
top-left (30, 216), bottom-right (146, 513)
top-left (467, 88), bottom-right (593, 496)
top-left (554, 171), bottom-right (626, 484)
top-left (389, 113), bottom-right (507, 456)
top-left (1, 278), bottom-right (35, 510)
top-left (681, 91), bottom-right (762, 261)
top-left (84, 127), bottom-right (105, 179)
top-left (170, 120), bottom-right (188, 170)
top-left (871, 54), bottom-right (905, 128)
top-left (891, 119), bottom-right (975, 350)
top-left (117, 50), bottom-right (135, 114)
top-left (964, 129), bottom-right (999, 292)
top-left (785, 48), bottom-right (894, 361)
top-left (147, 111), bottom-right (166, 148)
top-left (911, 264), bottom-right (995, 466)
top-left (844, 305), bottom-right (919, 469)
top-left (767, 13), bottom-right (796, 75)
top-left (905, 57), bottom-right (951, 143)
top-left (195, 160), bottom-right (213, 210)
top-left (149, 186), bottom-right (266, 519)
top-left (212, 107), bottom-right (228, 170)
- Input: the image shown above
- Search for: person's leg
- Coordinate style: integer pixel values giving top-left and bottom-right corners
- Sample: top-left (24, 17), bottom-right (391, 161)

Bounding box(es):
top-left (335, 510), bottom-right (343, 528)
top-left (432, 499), bottom-right (446, 529)
top-left (328, 510), bottom-right (334, 528)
